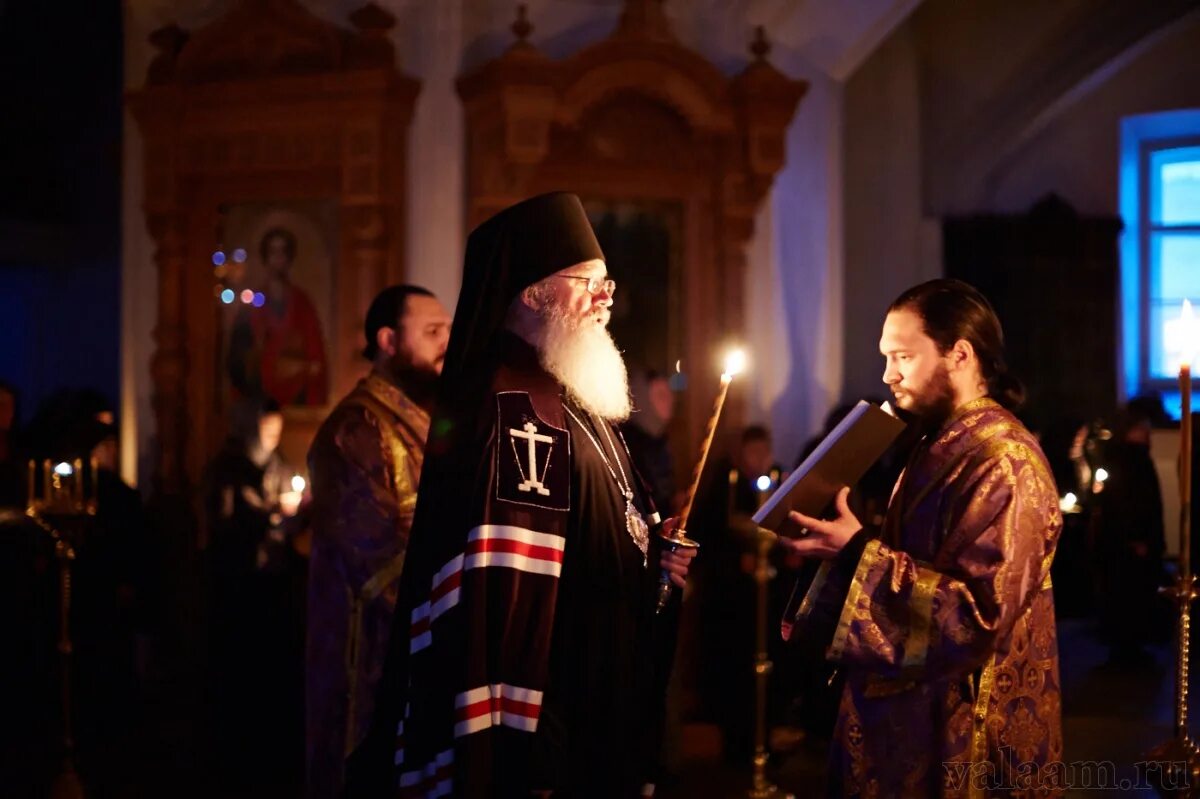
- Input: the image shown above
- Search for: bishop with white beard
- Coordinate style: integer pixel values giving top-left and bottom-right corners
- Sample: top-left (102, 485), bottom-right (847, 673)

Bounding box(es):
top-left (349, 193), bottom-right (695, 799)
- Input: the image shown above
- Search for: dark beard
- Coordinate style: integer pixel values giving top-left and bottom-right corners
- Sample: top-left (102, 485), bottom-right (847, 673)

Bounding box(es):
top-left (392, 363), bottom-right (441, 411)
top-left (904, 365), bottom-right (956, 430)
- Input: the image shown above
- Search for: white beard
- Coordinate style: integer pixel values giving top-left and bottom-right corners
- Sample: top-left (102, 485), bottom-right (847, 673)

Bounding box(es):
top-left (534, 305), bottom-right (631, 421)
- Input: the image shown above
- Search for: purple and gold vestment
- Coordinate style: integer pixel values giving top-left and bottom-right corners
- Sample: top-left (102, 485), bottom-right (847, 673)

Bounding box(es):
top-left (306, 372), bottom-right (430, 799)
top-left (790, 398), bottom-right (1063, 798)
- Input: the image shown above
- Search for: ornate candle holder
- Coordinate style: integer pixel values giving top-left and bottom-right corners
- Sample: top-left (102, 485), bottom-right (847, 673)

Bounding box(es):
top-left (747, 470), bottom-right (792, 799)
top-left (1150, 300), bottom-right (1197, 798)
top-left (24, 457), bottom-right (98, 799)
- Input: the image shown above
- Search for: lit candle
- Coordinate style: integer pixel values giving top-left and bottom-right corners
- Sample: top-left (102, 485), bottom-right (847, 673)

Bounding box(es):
top-left (657, 348), bottom-right (747, 613)
top-left (281, 474), bottom-right (307, 517)
top-left (1180, 299), bottom-right (1194, 581)
top-left (42, 459), bottom-right (51, 508)
top-left (27, 460), bottom-right (35, 509)
top-left (52, 462), bottom-right (72, 510)
top-left (676, 348), bottom-right (747, 531)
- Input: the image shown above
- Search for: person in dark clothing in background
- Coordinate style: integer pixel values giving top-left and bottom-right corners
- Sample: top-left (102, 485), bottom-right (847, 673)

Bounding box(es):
top-left (73, 392), bottom-right (156, 786)
top-left (1095, 403), bottom-right (1166, 665)
top-left (693, 424), bottom-right (785, 761)
top-left (1043, 416), bottom-right (1112, 619)
top-left (622, 368), bottom-right (679, 516)
top-left (204, 397), bottom-right (306, 783)
top-left (15, 388), bottom-right (155, 789)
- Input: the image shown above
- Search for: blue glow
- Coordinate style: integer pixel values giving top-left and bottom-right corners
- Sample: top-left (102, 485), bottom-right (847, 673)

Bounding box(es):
top-left (755, 475), bottom-right (772, 491)
top-left (220, 289), bottom-right (235, 304)
top-left (232, 248), bottom-right (247, 263)
top-left (212, 250), bottom-right (226, 266)
top-left (1158, 389), bottom-right (1197, 423)
top-left (1118, 109), bottom-right (1200, 401)
top-left (1151, 146), bottom-right (1200, 225)
top-left (252, 292), bottom-right (266, 307)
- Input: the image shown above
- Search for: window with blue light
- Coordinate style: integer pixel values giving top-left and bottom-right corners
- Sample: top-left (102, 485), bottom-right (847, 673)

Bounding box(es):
top-left (1119, 110), bottom-right (1200, 421)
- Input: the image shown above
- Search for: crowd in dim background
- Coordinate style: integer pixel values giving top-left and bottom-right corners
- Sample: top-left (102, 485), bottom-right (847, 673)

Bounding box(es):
top-left (1, 373), bottom-right (1198, 791)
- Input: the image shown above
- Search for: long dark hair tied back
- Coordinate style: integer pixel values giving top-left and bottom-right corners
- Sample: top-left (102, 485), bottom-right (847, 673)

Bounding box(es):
top-left (888, 278), bottom-right (1026, 411)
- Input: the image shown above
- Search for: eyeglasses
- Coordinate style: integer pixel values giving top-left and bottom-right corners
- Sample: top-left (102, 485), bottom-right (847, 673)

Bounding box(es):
top-left (553, 275), bottom-right (616, 296)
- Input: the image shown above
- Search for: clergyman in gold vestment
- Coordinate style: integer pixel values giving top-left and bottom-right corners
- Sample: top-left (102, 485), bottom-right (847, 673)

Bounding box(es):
top-left (782, 279), bottom-right (1063, 798)
top-left (305, 286), bottom-right (451, 799)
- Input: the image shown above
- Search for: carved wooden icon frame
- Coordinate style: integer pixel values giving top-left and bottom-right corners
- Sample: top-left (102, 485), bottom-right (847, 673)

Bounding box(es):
top-left (458, 1), bottom-right (806, 463)
top-left (129, 0), bottom-right (419, 496)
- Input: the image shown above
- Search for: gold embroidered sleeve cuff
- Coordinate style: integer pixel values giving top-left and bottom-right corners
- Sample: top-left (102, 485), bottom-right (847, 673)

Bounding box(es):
top-left (827, 537), bottom-right (885, 662)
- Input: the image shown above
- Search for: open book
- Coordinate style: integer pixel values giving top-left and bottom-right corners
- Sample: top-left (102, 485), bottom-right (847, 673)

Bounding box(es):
top-left (752, 400), bottom-right (906, 536)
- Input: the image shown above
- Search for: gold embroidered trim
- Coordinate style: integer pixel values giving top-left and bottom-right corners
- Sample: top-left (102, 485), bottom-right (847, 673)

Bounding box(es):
top-left (862, 673), bottom-right (916, 698)
top-left (967, 652), bottom-right (997, 799)
top-left (828, 538), bottom-right (885, 662)
top-left (901, 565), bottom-right (942, 673)
top-left (902, 420), bottom-right (1012, 521)
top-left (362, 551), bottom-right (407, 603)
top-left (348, 391), bottom-right (416, 498)
top-left (338, 379), bottom-right (426, 757)
top-left (796, 560), bottom-right (833, 622)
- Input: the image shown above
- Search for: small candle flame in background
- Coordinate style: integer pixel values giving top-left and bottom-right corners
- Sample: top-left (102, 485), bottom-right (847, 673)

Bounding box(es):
top-left (280, 474), bottom-right (307, 518)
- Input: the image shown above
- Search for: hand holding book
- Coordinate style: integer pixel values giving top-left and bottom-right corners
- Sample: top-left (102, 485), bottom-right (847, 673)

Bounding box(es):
top-left (776, 486), bottom-right (862, 560)
top-left (749, 400), bottom-right (905, 552)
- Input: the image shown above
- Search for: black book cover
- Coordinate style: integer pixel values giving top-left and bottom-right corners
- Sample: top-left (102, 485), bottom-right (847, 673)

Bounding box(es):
top-left (752, 400), bottom-right (906, 537)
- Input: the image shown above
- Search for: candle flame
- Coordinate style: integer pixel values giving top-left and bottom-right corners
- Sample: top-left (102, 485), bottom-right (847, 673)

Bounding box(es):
top-left (292, 475), bottom-right (306, 493)
top-left (722, 349), bottom-right (747, 379)
top-left (1182, 299), bottom-right (1195, 370)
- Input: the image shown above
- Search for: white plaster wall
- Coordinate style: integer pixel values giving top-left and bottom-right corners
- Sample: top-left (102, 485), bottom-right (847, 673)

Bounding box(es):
top-left (841, 20), bottom-right (937, 406)
top-left (751, 62), bottom-right (844, 464)
top-left (982, 14), bottom-right (1200, 217)
top-left (398, 0), bottom-right (464, 304)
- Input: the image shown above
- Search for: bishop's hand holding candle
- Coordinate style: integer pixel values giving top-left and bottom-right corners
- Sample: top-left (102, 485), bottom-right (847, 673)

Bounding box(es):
top-left (656, 347), bottom-right (747, 613)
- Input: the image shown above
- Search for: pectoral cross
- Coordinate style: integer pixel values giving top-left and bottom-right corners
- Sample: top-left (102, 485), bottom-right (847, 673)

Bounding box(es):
top-left (509, 421), bottom-right (553, 496)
